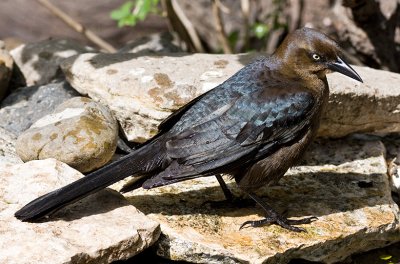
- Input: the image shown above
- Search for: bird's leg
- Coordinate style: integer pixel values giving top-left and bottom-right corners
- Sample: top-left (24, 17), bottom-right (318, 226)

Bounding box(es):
top-left (215, 174), bottom-right (234, 201)
top-left (240, 192), bottom-right (317, 232)
top-left (204, 175), bottom-right (255, 209)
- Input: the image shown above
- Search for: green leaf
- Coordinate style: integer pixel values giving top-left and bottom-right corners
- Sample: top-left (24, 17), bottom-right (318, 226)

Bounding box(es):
top-left (252, 23), bottom-right (269, 39)
top-left (228, 31), bottom-right (239, 47)
top-left (118, 16), bottom-right (137, 27)
top-left (111, 1), bottom-right (134, 20)
top-left (111, 0), bottom-right (160, 27)
top-left (380, 255), bottom-right (393, 260)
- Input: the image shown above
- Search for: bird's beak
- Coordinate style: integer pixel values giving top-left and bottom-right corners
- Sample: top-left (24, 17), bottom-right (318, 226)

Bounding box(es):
top-left (327, 56), bottom-right (363, 83)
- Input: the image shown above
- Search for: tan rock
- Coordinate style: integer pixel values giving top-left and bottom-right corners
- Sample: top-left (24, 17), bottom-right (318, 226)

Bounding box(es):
top-left (321, 67), bottom-right (400, 137)
top-left (61, 52), bottom-right (256, 142)
top-left (0, 159), bottom-right (160, 264)
top-left (62, 53), bottom-right (400, 142)
top-left (116, 138), bottom-right (399, 263)
top-left (16, 97), bottom-right (118, 172)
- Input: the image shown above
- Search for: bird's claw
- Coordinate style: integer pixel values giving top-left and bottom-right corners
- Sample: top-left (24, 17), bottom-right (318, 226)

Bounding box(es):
top-left (239, 215), bottom-right (318, 232)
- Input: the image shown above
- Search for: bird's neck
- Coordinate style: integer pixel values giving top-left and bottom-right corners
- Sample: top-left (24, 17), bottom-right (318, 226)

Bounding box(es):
top-left (270, 54), bottom-right (329, 99)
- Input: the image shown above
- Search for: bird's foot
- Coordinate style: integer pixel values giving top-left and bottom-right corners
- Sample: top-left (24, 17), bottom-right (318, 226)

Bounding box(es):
top-left (239, 215), bottom-right (318, 232)
top-left (241, 192), bottom-right (317, 232)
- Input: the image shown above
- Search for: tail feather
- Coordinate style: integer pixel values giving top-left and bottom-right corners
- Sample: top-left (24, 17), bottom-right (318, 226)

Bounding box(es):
top-left (15, 141), bottom-right (163, 222)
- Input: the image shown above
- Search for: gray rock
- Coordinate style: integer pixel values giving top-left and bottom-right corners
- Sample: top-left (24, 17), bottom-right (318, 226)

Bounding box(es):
top-left (16, 97), bottom-right (118, 173)
top-left (0, 46), bottom-right (13, 101)
top-left (118, 32), bottom-right (183, 54)
top-left (0, 127), bottom-right (22, 165)
top-left (114, 138), bottom-right (399, 263)
top-left (0, 81), bottom-right (80, 135)
top-left (61, 52), bottom-right (400, 142)
top-left (10, 39), bottom-right (95, 86)
top-left (0, 158), bottom-right (160, 264)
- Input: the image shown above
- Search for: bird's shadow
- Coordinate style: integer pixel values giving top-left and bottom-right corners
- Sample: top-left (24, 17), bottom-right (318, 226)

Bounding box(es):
top-left (41, 189), bottom-right (132, 222)
top-left (44, 137), bottom-right (390, 223)
top-left (122, 170), bottom-right (387, 220)
top-left (49, 170), bottom-right (388, 223)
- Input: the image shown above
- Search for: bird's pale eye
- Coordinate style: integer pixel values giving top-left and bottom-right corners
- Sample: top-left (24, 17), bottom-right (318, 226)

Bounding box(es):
top-left (312, 53), bottom-right (321, 61)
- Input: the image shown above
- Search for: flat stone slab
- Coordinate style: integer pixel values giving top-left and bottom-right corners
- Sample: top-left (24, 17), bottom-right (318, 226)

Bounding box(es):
top-left (62, 53), bottom-right (255, 142)
top-left (62, 53), bottom-right (400, 142)
top-left (119, 138), bottom-right (399, 263)
top-left (0, 159), bottom-right (160, 264)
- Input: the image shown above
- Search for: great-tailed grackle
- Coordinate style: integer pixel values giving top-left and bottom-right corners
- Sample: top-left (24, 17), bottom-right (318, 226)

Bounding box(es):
top-left (15, 28), bottom-right (362, 232)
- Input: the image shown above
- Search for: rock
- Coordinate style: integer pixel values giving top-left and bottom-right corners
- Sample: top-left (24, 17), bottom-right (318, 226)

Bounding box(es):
top-left (61, 52), bottom-right (257, 142)
top-left (382, 134), bottom-right (400, 200)
top-left (10, 39), bottom-right (95, 86)
top-left (118, 32), bottom-right (183, 54)
top-left (0, 127), bottom-right (22, 165)
top-left (0, 81), bottom-right (80, 135)
top-left (0, 158), bottom-right (160, 264)
top-left (320, 67), bottom-right (400, 138)
top-left (16, 97), bottom-right (118, 173)
top-left (61, 53), bottom-right (400, 142)
top-left (115, 138), bottom-right (399, 263)
top-left (0, 46), bottom-right (13, 100)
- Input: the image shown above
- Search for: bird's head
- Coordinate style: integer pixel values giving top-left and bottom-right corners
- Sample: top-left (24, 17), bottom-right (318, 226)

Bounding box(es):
top-left (273, 27), bottom-right (362, 83)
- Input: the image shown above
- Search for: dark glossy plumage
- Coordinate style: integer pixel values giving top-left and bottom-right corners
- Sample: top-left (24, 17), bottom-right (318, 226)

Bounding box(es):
top-left (15, 28), bottom-right (362, 231)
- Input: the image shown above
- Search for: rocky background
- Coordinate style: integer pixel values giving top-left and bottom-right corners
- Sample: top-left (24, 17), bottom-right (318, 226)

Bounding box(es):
top-left (0, 1), bottom-right (400, 264)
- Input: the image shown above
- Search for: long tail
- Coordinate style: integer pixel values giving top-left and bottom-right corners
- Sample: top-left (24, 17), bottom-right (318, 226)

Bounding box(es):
top-left (15, 140), bottom-right (163, 222)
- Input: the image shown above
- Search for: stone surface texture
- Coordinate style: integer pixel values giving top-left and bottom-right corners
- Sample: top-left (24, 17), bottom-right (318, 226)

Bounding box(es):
top-left (10, 39), bottom-right (94, 86)
top-left (16, 97), bottom-right (119, 173)
top-left (321, 68), bottom-right (400, 137)
top-left (0, 159), bottom-right (160, 264)
top-left (0, 127), bottom-right (22, 165)
top-left (0, 46), bottom-right (13, 100)
top-left (0, 81), bottom-right (80, 135)
top-left (62, 53), bottom-right (400, 142)
top-left (116, 138), bottom-right (400, 264)
top-left (61, 52), bottom-right (256, 142)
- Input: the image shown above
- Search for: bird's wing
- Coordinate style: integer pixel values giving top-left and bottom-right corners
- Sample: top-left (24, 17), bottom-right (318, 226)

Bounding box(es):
top-left (157, 89), bottom-right (213, 133)
top-left (161, 86), bottom-right (316, 180)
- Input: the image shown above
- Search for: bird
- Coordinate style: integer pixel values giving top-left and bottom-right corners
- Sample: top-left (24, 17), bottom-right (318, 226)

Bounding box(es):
top-left (15, 27), bottom-right (362, 232)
